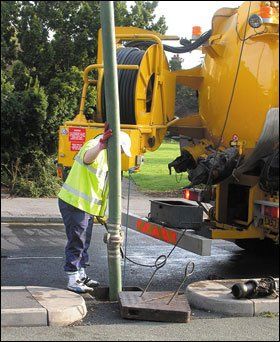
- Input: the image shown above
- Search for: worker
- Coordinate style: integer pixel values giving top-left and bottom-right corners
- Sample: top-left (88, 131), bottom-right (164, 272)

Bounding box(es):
top-left (58, 123), bottom-right (132, 293)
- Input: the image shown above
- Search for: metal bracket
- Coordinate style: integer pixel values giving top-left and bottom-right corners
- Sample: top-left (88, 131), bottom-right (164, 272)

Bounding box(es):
top-left (142, 261), bottom-right (195, 305)
top-left (140, 255), bottom-right (167, 297)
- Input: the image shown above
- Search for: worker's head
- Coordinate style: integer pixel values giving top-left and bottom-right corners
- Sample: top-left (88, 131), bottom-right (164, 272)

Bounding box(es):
top-left (120, 131), bottom-right (132, 157)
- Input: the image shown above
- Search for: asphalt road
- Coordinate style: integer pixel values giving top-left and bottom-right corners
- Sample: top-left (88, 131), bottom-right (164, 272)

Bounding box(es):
top-left (1, 223), bottom-right (279, 289)
top-left (2, 317), bottom-right (279, 341)
top-left (1, 222), bottom-right (279, 341)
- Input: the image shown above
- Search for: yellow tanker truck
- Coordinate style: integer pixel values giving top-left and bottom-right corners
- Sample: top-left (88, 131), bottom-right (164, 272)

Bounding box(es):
top-left (57, 1), bottom-right (279, 255)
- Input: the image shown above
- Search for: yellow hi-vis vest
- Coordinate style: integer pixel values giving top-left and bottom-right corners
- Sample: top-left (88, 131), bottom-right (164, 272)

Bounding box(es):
top-left (58, 138), bottom-right (109, 217)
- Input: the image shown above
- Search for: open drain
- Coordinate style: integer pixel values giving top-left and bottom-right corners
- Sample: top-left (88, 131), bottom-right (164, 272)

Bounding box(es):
top-left (90, 286), bottom-right (143, 302)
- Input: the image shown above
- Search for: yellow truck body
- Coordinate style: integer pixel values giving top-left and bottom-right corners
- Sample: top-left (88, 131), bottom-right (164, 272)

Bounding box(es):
top-left (57, 1), bottom-right (279, 249)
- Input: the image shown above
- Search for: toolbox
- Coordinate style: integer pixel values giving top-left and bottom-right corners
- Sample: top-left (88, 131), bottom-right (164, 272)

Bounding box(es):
top-left (149, 199), bottom-right (203, 230)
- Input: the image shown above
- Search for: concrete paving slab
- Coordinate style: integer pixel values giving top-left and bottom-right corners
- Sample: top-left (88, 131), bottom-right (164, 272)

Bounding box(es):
top-left (27, 287), bottom-right (87, 326)
top-left (186, 279), bottom-right (279, 317)
top-left (1, 286), bottom-right (87, 327)
top-left (1, 216), bottom-right (62, 223)
top-left (1, 287), bottom-right (47, 327)
top-left (1, 197), bottom-right (61, 218)
top-left (1, 308), bottom-right (48, 327)
top-left (1, 287), bottom-right (43, 310)
top-left (253, 297), bottom-right (279, 315)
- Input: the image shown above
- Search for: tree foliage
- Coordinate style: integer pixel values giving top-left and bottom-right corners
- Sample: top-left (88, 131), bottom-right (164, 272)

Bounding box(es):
top-left (169, 54), bottom-right (198, 117)
top-left (1, 1), bottom-right (167, 196)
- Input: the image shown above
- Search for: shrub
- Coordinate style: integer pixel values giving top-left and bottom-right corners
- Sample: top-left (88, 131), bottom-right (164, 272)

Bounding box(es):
top-left (1, 151), bottom-right (62, 197)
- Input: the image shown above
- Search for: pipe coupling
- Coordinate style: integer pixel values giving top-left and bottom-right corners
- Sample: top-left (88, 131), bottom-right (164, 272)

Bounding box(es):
top-left (103, 230), bottom-right (124, 247)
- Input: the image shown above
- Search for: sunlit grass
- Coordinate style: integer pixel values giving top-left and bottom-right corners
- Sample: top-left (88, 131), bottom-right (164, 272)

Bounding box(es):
top-left (125, 140), bottom-right (189, 193)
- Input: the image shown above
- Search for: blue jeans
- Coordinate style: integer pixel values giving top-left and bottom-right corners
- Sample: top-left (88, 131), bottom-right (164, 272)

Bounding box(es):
top-left (58, 198), bottom-right (94, 272)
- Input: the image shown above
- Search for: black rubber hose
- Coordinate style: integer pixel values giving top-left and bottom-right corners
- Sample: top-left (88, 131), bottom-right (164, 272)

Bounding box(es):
top-left (120, 50), bottom-right (139, 123)
top-left (101, 47), bottom-right (145, 124)
top-left (124, 29), bottom-right (212, 54)
top-left (118, 49), bottom-right (138, 123)
top-left (101, 48), bottom-right (129, 122)
top-left (122, 49), bottom-right (144, 123)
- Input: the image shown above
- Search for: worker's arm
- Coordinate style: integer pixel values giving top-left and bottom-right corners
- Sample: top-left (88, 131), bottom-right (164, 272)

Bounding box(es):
top-left (83, 123), bottom-right (112, 164)
top-left (83, 143), bottom-right (104, 164)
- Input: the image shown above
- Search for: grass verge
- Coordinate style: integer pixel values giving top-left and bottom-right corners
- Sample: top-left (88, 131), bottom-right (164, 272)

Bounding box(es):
top-left (125, 140), bottom-right (189, 195)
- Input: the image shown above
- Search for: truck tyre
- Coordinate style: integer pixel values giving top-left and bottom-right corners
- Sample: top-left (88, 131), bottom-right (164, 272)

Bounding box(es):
top-left (235, 238), bottom-right (279, 256)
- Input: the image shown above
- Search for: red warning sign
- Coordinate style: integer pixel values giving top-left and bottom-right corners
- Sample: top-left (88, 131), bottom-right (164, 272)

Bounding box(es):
top-left (69, 127), bottom-right (86, 142)
top-left (70, 142), bottom-right (83, 151)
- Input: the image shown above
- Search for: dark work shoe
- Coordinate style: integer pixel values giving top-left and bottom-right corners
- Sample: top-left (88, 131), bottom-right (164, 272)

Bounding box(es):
top-left (81, 276), bottom-right (100, 288)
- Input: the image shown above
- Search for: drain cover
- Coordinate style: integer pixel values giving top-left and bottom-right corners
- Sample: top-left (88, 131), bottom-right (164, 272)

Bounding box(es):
top-left (118, 291), bottom-right (191, 323)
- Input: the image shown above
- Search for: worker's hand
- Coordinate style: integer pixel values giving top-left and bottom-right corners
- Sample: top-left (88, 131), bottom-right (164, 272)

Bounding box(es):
top-left (98, 122), bottom-right (113, 150)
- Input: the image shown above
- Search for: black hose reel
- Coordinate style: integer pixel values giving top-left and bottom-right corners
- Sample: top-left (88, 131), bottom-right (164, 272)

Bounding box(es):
top-left (101, 47), bottom-right (146, 125)
top-left (99, 41), bottom-right (172, 153)
top-left (101, 31), bottom-right (212, 126)
top-left (99, 30), bottom-right (211, 153)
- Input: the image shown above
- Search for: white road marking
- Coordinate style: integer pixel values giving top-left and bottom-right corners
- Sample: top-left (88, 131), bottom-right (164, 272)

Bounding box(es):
top-left (6, 256), bottom-right (63, 259)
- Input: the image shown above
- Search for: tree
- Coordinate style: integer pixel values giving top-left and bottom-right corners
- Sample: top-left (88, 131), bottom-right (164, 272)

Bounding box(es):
top-left (128, 1), bottom-right (167, 34)
top-left (1, 68), bottom-right (48, 161)
top-left (169, 54), bottom-right (198, 117)
top-left (1, 1), bottom-right (20, 67)
top-left (1, 1), bottom-right (167, 196)
top-left (170, 54), bottom-right (184, 72)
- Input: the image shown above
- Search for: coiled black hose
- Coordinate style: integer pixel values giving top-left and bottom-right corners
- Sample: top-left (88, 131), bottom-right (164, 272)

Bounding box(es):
top-left (101, 47), bottom-right (145, 124)
top-left (101, 31), bottom-right (211, 123)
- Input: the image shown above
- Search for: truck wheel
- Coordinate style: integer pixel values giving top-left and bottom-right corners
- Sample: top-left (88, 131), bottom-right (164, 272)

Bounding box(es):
top-left (235, 238), bottom-right (279, 256)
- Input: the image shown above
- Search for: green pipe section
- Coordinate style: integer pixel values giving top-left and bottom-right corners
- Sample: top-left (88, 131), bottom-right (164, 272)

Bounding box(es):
top-left (100, 1), bottom-right (122, 301)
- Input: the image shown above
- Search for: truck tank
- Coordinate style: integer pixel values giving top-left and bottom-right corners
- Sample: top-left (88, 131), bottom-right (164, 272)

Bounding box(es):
top-left (199, 1), bottom-right (279, 151)
top-left (167, 1), bottom-right (279, 248)
top-left (169, 1), bottom-right (279, 187)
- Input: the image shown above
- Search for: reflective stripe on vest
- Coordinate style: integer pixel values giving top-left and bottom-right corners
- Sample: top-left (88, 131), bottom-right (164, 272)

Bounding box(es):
top-left (74, 155), bottom-right (107, 179)
top-left (62, 183), bottom-right (102, 206)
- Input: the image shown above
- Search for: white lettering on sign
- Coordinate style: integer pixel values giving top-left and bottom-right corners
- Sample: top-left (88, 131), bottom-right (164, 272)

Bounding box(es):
top-left (71, 142), bottom-right (83, 151)
top-left (69, 127), bottom-right (86, 142)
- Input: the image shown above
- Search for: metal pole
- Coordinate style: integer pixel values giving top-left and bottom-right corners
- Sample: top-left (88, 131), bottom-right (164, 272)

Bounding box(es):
top-left (100, 1), bottom-right (122, 301)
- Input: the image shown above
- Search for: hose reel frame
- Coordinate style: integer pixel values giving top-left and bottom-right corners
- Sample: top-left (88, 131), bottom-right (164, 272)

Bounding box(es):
top-left (65, 29), bottom-right (180, 170)
top-left (96, 32), bottom-right (176, 152)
